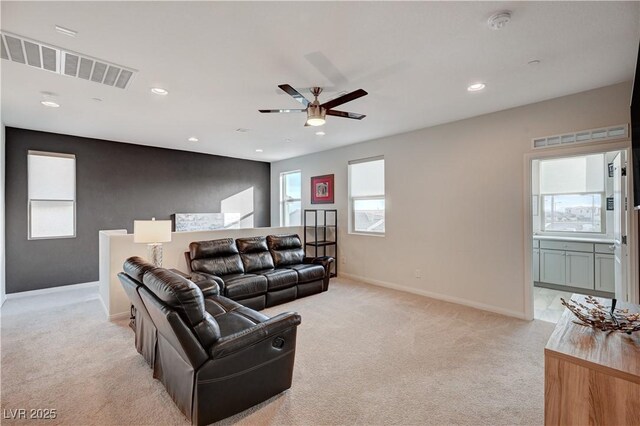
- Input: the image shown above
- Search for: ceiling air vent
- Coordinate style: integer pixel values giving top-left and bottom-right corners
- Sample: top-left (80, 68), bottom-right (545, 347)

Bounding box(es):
top-left (0, 31), bottom-right (136, 89)
top-left (532, 124), bottom-right (628, 150)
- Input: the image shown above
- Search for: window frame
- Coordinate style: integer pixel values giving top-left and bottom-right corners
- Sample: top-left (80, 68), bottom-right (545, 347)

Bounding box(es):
top-left (539, 191), bottom-right (606, 234)
top-left (280, 170), bottom-right (301, 227)
top-left (27, 150), bottom-right (77, 240)
top-left (348, 156), bottom-right (385, 236)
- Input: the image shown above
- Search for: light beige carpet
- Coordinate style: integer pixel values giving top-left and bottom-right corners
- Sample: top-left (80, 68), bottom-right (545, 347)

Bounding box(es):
top-left (1, 278), bottom-right (555, 425)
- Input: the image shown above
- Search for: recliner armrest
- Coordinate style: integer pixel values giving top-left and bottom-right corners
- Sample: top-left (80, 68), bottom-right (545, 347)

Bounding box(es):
top-left (303, 255), bottom-right (334, 266)
top-left (209, 312), bottom-right (301, 358)
top-left (189, 272), bottom-right (223, 297)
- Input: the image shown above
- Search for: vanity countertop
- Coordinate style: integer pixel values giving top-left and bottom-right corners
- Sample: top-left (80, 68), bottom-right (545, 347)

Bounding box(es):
top-left (533, 235), bottom-right (615, 244)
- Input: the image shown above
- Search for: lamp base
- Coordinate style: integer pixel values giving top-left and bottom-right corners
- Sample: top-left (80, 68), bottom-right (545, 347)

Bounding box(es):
top-left (147, 243), bottom-right (163, 267)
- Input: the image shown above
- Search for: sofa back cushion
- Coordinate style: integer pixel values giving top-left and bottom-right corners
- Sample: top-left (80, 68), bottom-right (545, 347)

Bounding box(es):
top-left (236, 236), bottom-right (275, 273)
top-left (267, 234), bottom-right (305, 267)
top-left (140, 266), bottom-right (221, 349)
top-left (189, 239), bottom-right (244, 276)
top-left (123, 256), bottom-right (156, 282)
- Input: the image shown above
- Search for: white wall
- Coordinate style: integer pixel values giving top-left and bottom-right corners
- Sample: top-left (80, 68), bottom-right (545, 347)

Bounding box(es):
top-left (271, 82), bottom-right (632, 318)
top-left (1, 123), bottom-right (5, 306)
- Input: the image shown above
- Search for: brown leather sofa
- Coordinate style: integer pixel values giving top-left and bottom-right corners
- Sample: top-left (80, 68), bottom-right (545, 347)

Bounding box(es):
top-left (186, 234), bottom-right (333, 310)
top-left (118, 257), bottom-right (301, 425)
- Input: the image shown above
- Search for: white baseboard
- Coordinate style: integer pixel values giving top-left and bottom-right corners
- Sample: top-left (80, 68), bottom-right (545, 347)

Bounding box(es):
top-left (109, 311), bottom-right (130, 321)
top-left (339, 272), bottom-right (527, 320)
top-left (96, 288), bottom-right (129, 321)
top-left (99, 292), bottom-right (109, 318)
top-left (5, 281), bottom-right (99, 299)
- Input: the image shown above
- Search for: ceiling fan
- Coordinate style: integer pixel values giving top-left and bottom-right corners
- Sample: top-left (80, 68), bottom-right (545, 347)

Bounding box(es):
top-left (259, 84), bottom-right (368, 127)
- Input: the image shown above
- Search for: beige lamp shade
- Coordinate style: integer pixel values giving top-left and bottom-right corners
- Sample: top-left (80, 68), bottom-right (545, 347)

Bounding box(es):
top-left (134, 219), bottom-right (172, 243)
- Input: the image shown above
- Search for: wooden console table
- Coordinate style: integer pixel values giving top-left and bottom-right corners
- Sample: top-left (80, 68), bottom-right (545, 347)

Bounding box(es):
top-left (544, 295), bottom-right (640, 425)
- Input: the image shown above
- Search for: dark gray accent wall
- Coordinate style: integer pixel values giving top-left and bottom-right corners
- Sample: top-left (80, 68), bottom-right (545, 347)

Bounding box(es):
top-left (5, 128), bottom-right (271, 293)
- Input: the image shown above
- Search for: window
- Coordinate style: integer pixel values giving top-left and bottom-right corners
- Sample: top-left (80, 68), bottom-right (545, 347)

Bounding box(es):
top-left (28, 151), bottom-right (76, 239)
top-left (349, 157), bottom-right (385, 234)
top-left (280, 170), bottom-right (301, 226)
top-left (542, 194), bottom-right (602, 232)
top-left (539, 154), bottom-right (604, 234)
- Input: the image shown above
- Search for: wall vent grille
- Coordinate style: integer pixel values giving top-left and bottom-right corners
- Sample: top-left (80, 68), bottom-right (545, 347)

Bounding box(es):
top-left (0, 31), bottom-right (136, 89)
top-left (532, 124), bottom-right (628, 150)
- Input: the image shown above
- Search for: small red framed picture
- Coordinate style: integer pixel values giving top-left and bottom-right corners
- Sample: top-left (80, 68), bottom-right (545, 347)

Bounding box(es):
top-left (311, 174), bottom-right (334, 204)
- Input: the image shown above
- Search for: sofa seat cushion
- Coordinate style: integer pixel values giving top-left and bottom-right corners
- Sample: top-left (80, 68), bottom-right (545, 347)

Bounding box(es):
top-left (257, 268), bottom-right (298, 290)
top-left (204, 295), bottom-right (269, 322)
top-left (214, 311), bottom-right (260, 337)
top-left (222, 274), bottom-right (268, 299)
top-left (287, 264), bottom-right (325, 283)
top-left (203, 295), bottom-right (269, 336)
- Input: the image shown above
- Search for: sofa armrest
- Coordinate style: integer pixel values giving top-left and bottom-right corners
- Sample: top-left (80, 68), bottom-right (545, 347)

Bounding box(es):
top-left (189, 272), bottom-right (222, 297)
top-left (209, 312), bottom-right (301, 358)
top-left (304, 256), bottom-right (334, 273)
top-left (304, 256), bottom-right (334, 291)
top-left (304, 255), bottom-right (334, 266)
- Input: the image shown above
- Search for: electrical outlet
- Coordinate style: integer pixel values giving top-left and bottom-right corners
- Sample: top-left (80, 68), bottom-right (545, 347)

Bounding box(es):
top-left (415, 269), bottom-right (421, 278)
top-left (341, 256), bottom-right (347, 265)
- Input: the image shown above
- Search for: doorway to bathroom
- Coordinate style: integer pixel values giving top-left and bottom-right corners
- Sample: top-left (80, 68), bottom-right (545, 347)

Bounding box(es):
top-left (529, 148), bottom-right (630, 322)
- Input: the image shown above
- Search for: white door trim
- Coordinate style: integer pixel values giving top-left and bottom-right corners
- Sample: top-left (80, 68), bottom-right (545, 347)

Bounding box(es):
top-left (522, 140), bottom-right (635, 321)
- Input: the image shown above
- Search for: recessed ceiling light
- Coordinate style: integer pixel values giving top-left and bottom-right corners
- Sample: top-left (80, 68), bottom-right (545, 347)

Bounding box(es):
top-left (255, 149), bottom-right (263, 153)
top-left (55, 25), bottom-right (78, 37)
top-left (315, 131), bottom-right (326, 136)
top-left (236, 128), bottom-right (250, 133)
top-left (467, 83), bottom-right (486, 92)
top-left (188, 137), bottom-right (199, 142)
top-left (150, 87), bottom-right (169, 95)
top-left (92, 97), bottom-right (103, 102)
top-left (41, 100), bottom-right (60, 108)
top-left (528, 59), bottom-right (541, 66)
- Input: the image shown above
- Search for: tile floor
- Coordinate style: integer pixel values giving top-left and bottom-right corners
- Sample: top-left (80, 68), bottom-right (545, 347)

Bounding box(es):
top-left (533, 286), bottom-right (578, 323)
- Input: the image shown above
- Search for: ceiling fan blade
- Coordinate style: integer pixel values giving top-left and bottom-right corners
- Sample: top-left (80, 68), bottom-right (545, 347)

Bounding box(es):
top-left (321, 89), bottom-right (368, 110)
top-left (278, 84), bottom-right (311, 107)
top-left (259, 109), bottom-right (306, 113)
top-left (304, 51), bottom-right (349, 87)
top-left (326, 110), bottom-right (366, 120)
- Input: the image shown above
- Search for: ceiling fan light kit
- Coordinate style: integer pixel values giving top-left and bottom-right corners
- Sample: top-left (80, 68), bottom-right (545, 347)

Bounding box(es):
top-left (306, 104), bottom-right (326, 126)
top-left (260, 84), bottom-right (367, 127)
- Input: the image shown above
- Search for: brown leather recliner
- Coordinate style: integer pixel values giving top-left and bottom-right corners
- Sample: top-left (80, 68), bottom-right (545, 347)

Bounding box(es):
top-left (118, 257), bottom-right (301, 425)
top-left (186, 234), bottom-right (334, 310)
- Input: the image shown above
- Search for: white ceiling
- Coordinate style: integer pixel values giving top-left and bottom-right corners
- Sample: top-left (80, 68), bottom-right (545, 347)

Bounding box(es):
top-left (1, 1), bottom-right (639, 162)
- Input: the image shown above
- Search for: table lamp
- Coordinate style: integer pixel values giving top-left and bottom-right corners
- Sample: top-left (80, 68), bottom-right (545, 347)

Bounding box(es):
top-left (133, 218), bottom-right (172, 267)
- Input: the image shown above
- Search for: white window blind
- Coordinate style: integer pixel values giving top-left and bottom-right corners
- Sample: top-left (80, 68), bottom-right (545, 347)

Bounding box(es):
top-left (350, 158), bottom-right (385, 197)
top-left (539, 154), bottom-right (604, 194)
top-left (28, 151), bottom-right (76, 239)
